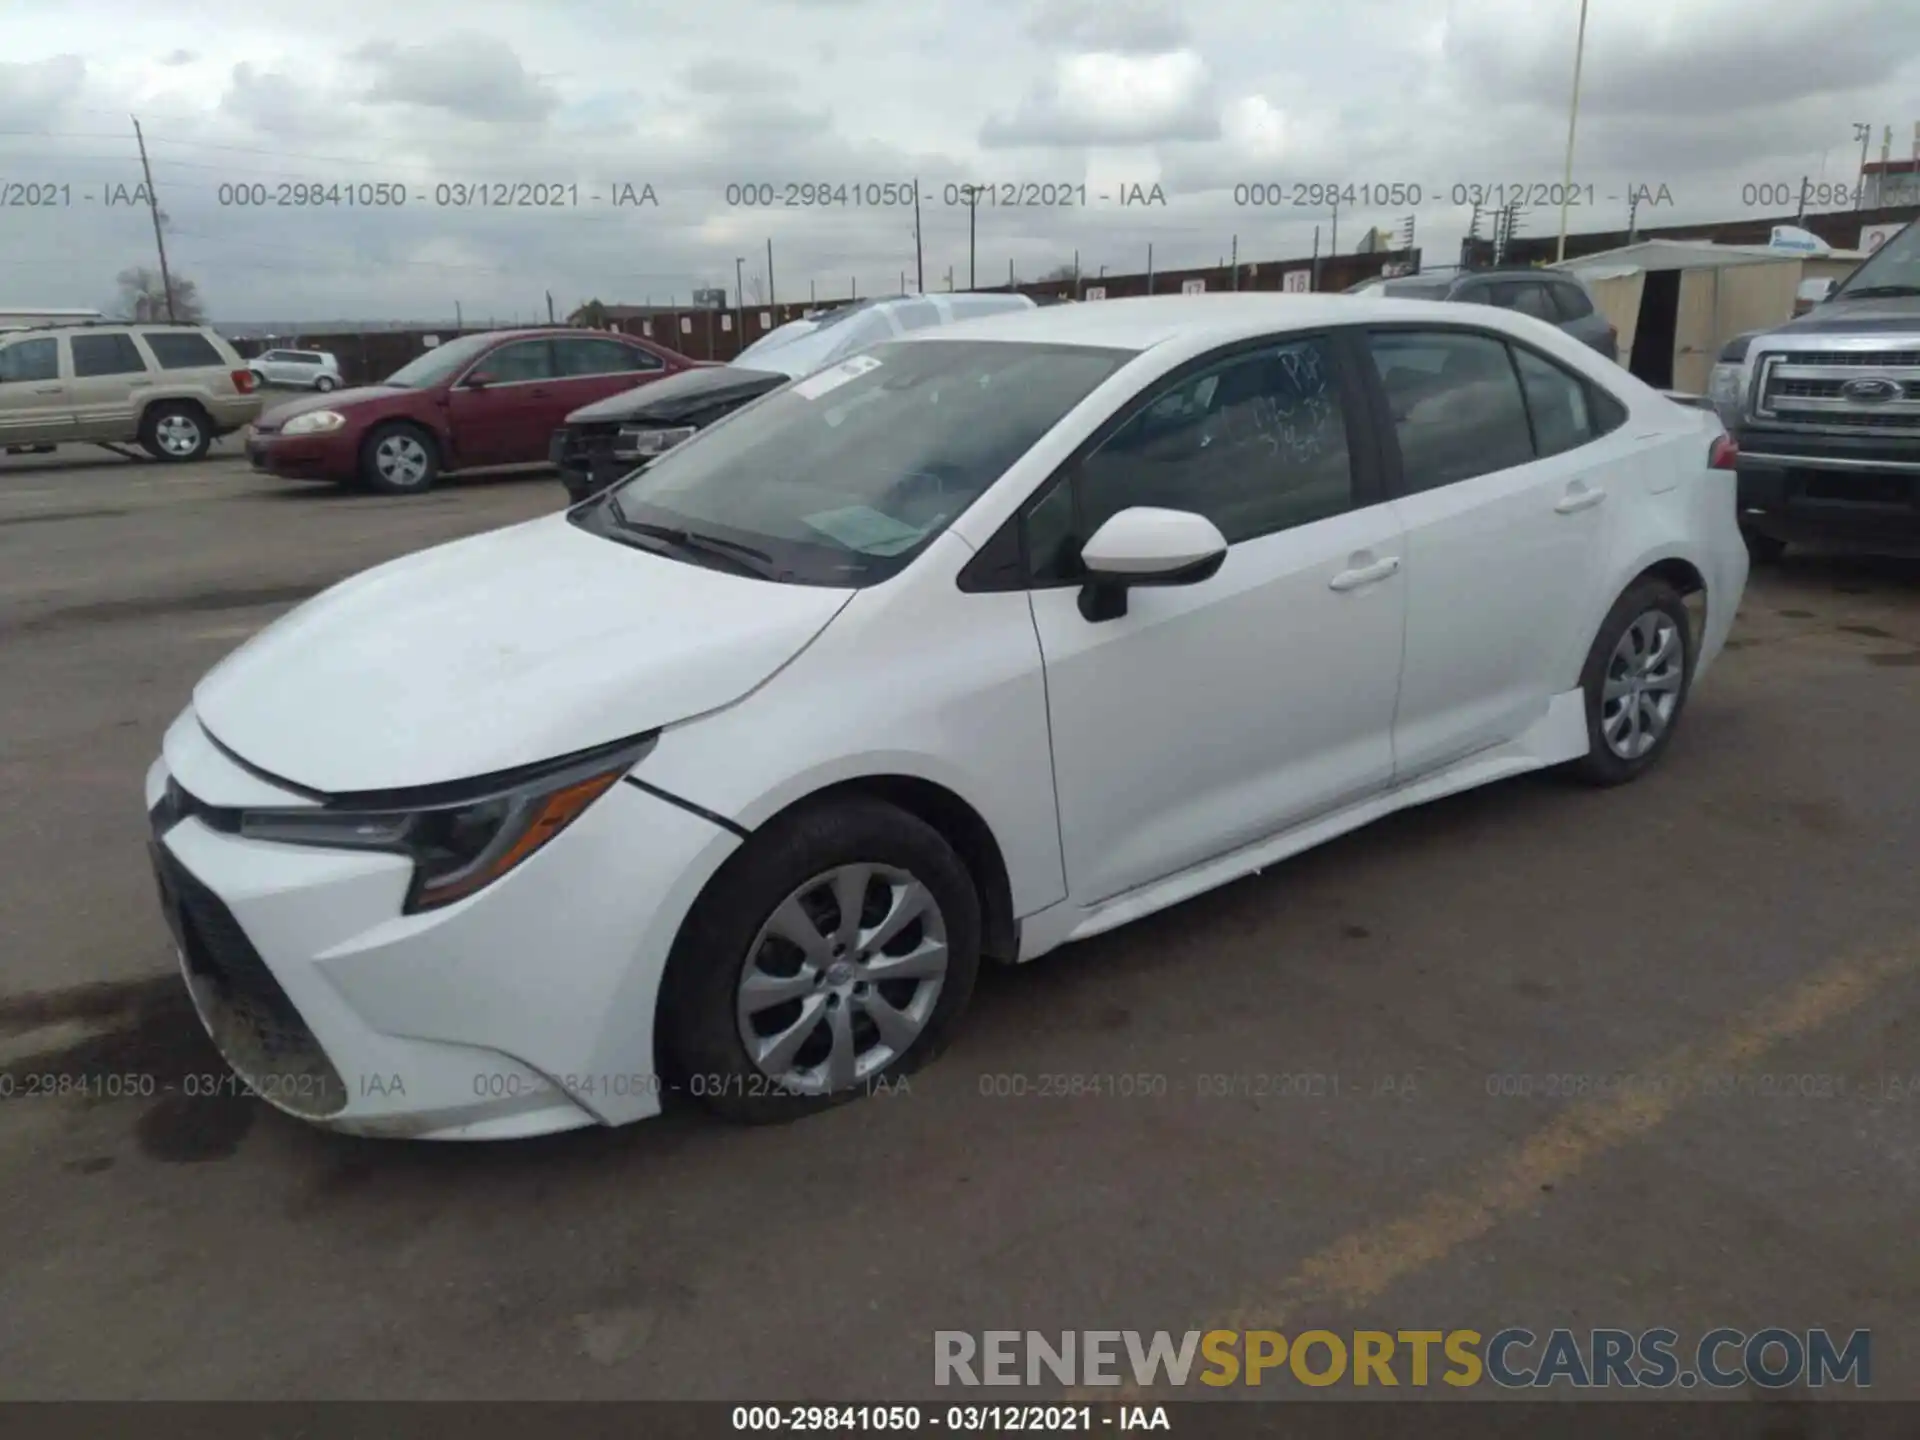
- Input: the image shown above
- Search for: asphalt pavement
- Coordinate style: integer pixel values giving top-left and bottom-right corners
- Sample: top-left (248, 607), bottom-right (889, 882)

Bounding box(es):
top-left (1, 448), bottom-right (1916, 1402)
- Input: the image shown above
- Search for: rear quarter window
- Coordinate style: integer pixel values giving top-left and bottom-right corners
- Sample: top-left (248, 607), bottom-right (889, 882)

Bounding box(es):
top-left (142, 332), bottom-right (225, 370)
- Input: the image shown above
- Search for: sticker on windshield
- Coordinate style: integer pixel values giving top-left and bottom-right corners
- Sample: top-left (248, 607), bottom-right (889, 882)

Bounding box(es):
top-left (802, 504), bottom-right (926, 555)
top-left (792, 353), bottom-right (883, 401)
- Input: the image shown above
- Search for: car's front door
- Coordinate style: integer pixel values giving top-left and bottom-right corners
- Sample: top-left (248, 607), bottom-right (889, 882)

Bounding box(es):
top-left (1025, 332), bottom-right (1406, 907)
top-left (444, 338), bottom-right (560, 466)
top-left (0, 336), bottom-right (73, 443)
top-left (1361, 326), bottom-right (1619, 778)
top-left (66, 332), bottom-right (152, 439)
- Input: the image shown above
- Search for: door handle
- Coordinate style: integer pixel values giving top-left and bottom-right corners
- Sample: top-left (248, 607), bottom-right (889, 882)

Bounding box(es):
top-left (32, 386), bottom-right (62, 394)
top-left (1555, 486), bottom-right (1607, 515)
top-left (530, 388), bottom-right (553, 398)
top-left (1328, 556), bottom-right (1400, 591)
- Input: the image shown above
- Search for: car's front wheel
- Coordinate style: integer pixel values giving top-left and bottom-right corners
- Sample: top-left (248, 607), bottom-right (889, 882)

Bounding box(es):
top-left (357, 422), bottom-right (440, 494)
top-left (1568, 578), bottom-right (1694, 787)
top-left (662, 797), bottom-right (982, 1123)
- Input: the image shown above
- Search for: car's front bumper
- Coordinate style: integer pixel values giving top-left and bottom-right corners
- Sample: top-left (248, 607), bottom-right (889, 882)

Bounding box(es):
top-left (246, 428), bottom-right (358, 482)
top-left (146, 713), bottom-right (742, 1139)
top-left (1735, 428), bottom-right (1920, 551)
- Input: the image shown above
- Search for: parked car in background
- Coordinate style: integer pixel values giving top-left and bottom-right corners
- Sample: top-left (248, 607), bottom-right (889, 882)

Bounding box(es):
top-left (1347, 270), bottom-right (1619, 361)
top-left (149, 294), bottom-right (1744, 1139)
top-left (1707, 216), bottom-right (1920, 561)
top-left (553, 293), bottom-right (1038, 503)
top-left (245, 328), bottom-right (697, 494)
top-left (249, 348), bottom-right (343, 392)
top-left (0, 321), bottom-right (261, 461)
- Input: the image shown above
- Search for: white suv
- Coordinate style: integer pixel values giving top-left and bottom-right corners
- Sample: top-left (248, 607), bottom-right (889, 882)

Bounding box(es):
top-left (249, 348), bottom-right (343, 392)
top-left (0, 322), bottom-right (264, 462)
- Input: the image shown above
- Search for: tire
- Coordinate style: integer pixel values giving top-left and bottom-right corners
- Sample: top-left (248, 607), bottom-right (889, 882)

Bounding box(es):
top-left (248, 369), bottom-right (266, 388)
top-left (314, 375), bottom-right (337, 392)
top-left (357, 422), bottom-right (440, 494)
top-left (1567, 579), bottom-right (1694, 787)
top-left (138, 402), bottom-right (210, 462)
top-left (661, 797), bottom-right (982, 1124)
top-left (1742, 528), bottom-right (1787, 564)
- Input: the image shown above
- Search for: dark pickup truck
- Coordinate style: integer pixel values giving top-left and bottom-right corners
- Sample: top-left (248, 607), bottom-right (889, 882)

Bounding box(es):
top-left (1710, 217), bottom-right (1920, 559)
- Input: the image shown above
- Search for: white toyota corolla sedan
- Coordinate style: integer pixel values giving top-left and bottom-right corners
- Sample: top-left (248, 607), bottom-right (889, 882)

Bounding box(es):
top-left (146, 294), bottom-right (1748, 1140)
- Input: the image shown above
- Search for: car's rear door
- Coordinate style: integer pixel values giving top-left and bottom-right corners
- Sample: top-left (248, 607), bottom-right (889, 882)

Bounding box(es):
top-left (1023, 331), bottom-right (1406, 906)
top-left (1360, 324), bottom-right (1624, 779)
top-left (66, 332), bottom-right (153, 440)
top-left (552, 336), bottom-right (668, 411)
top-left (443, 337), bottom-right (559, 466)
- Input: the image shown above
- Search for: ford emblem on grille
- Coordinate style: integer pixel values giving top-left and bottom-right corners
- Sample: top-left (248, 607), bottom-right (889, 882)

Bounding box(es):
top-left (1839, 376), bottom-right (1903, 404)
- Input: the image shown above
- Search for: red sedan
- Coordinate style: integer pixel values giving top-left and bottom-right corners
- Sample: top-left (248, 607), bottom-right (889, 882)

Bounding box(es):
top-left (245, 328), bottom-right (699, 494)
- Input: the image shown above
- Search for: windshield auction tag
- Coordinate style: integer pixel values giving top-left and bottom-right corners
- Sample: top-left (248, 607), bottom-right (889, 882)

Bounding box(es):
top-left (792, 353), bottom-right (883, 401)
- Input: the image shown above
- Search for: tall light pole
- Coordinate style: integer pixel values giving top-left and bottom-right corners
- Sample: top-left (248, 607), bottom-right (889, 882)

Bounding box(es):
top-left (734, 257), bottom-right (745, 347)
top-left (1854, 122), bottom-right (1874, 208)
top-left (962, 184), bottom-right (981, 289)
top-left (1555, 0), bottom-right (1591, 262)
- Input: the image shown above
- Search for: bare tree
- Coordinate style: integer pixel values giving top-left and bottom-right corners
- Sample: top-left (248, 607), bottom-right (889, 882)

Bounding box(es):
top-left (569, 298), bottom-right (612, 327)
top-left (744, 276), bottom-right (766, 305)
top-left (114, 265), bottom-right (204, 323)
top-left (1036, 263), bottom-right (1078, 283)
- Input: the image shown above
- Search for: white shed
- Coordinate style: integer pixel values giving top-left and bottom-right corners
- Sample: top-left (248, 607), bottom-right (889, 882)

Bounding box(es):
top-left (1549, 239), bottom-right (1867, 393)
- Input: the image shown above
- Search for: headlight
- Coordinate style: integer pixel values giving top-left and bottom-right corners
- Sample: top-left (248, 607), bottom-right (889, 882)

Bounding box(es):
top-left (282, 410), bottom-right (347, 436)
top-left (236, 736), bottom-right (653, 913)
top-left (615, 424), bottom-right (696, 458)
top-left (1707, 361), bottom-right (1744, 426)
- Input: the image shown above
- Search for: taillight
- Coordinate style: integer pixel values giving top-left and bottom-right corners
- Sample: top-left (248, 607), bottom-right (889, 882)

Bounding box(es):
top-left (231, 369), bottom-right (256, 393)
top-left (1709, 434), bottom-right (1738, 470)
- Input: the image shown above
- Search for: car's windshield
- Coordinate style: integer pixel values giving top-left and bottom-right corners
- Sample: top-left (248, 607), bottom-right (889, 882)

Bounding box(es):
top-left (1833, 220), bottom-right (1920, 297)
top-left (585, 338), bottom-right (1133, 586)
top-left (381, 333), bottom-right (499, 388)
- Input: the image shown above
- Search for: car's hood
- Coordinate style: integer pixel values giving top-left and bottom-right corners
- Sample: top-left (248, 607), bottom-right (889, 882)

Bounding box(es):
top-left (1774, 294), bottom-right (1920, 336)
top-left (565, 366), bottom-right (790, 424)
top-left (256, 385), bottom-right (405, 426)
top-left (192, 514), bottom-right (854, 793)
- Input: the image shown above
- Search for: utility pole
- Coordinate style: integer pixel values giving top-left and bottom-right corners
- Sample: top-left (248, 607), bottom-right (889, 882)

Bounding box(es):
top-left (546, 290), bottom-right (555, 324)
top-left (810, 279), bottom-right (816, 305)
top-left (945, 266), bottom-right (954, 292)
top-left (1009, 257), bottom-right (1015, 287)
top-left (1627, 192), bottom-right (1641, 242)
top-left (1855, 122), bottom-right (1873, 208)
top-left (455, 300), bottom-right (462, 330)
top-left (913, 179), bottom-right (925, 293)
top-left (963, 184), bottom-right (980, 288)
top-left (767, 238), bottom-right (776, 309)
top-left (734, 257), bottom-right (746, 341)
top-left (1311, 226), bottom-right (1321, 291)
top-left (1146, 243), bottom-right (1154, 294)
top-left (1330, 196), bottom-right (1340, 256)
top-left (1231, 234), bottom-right (1238, 289)
top-left (1555, 0), bottom-right (1591, 261)
top-left (130, 116), bottom-right (175, 322)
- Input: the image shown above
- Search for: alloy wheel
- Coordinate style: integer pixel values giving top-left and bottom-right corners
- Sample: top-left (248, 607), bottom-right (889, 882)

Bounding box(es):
top-left (154, 413), bottom-right (202, 456)
top-left (374, 433), bottom-right (430, 487)
top-left (1601, 610), bottom-right (1683, 759)
top-left (735, 862), bottom-right (949, 1095)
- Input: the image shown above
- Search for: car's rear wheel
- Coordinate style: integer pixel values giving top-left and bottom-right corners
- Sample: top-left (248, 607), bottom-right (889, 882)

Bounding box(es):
top-left (662, 797), bottom-right (981, 1124)
top-left (139, 402), bottom-right (210, 462)
top-left (357, 422), bottom-right (440, 494)
top-left (1742, 528), bottom-right (1787, 563)
top-left (1568, 579), bottom-right (1694, 787)
top-left (314, 375), bottom-right (337, 392)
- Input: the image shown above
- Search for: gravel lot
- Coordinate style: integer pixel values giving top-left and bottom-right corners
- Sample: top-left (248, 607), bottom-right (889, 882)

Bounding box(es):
top-left (2, 446), bottom-right (1917, 1401)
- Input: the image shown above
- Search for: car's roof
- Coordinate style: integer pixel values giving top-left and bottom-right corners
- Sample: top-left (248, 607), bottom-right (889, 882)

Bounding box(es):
top-left (895, 292), bottom-right (1529, 352)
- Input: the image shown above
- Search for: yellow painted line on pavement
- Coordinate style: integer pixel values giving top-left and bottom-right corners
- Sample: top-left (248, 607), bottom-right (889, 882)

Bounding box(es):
top-left (1076, 939), bottom-right (1916, 1400)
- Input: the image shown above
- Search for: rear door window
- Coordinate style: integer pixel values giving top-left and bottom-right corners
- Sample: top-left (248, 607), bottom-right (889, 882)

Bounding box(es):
top-left (71, 333), bottom-right (149, 377)
top-left (1366, 329), bottom-right (1536, 493)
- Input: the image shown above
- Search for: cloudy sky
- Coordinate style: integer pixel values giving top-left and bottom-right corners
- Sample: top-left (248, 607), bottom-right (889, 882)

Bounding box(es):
top-left (3, 0), bottom-right (1918, 324)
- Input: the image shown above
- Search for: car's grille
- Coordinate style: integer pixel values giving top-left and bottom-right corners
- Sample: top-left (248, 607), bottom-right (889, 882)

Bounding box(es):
top-left (1755, 345), bottom-right (1920, 438)
top-left (557, 421), bottom-right (621, 467)
top-left (150, 821), bottom-right (347, 1119)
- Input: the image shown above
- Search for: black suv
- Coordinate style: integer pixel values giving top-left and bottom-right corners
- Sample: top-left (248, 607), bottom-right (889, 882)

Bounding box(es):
top-left (1348, 270), bottom-right (1619, 362)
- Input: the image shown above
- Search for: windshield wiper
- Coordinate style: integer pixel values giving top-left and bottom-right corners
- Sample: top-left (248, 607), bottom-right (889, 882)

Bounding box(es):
top-left (616, 518), bottom-right (781, 578)
top-left (1833, 284), bottom-right (1920, 299)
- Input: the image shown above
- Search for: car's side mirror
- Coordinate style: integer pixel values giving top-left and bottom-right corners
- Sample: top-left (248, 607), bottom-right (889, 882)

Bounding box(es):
top-left (463, 372), bottom-right (492, 389)
top-left (1076, 506), bottom-right (1228, 622)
